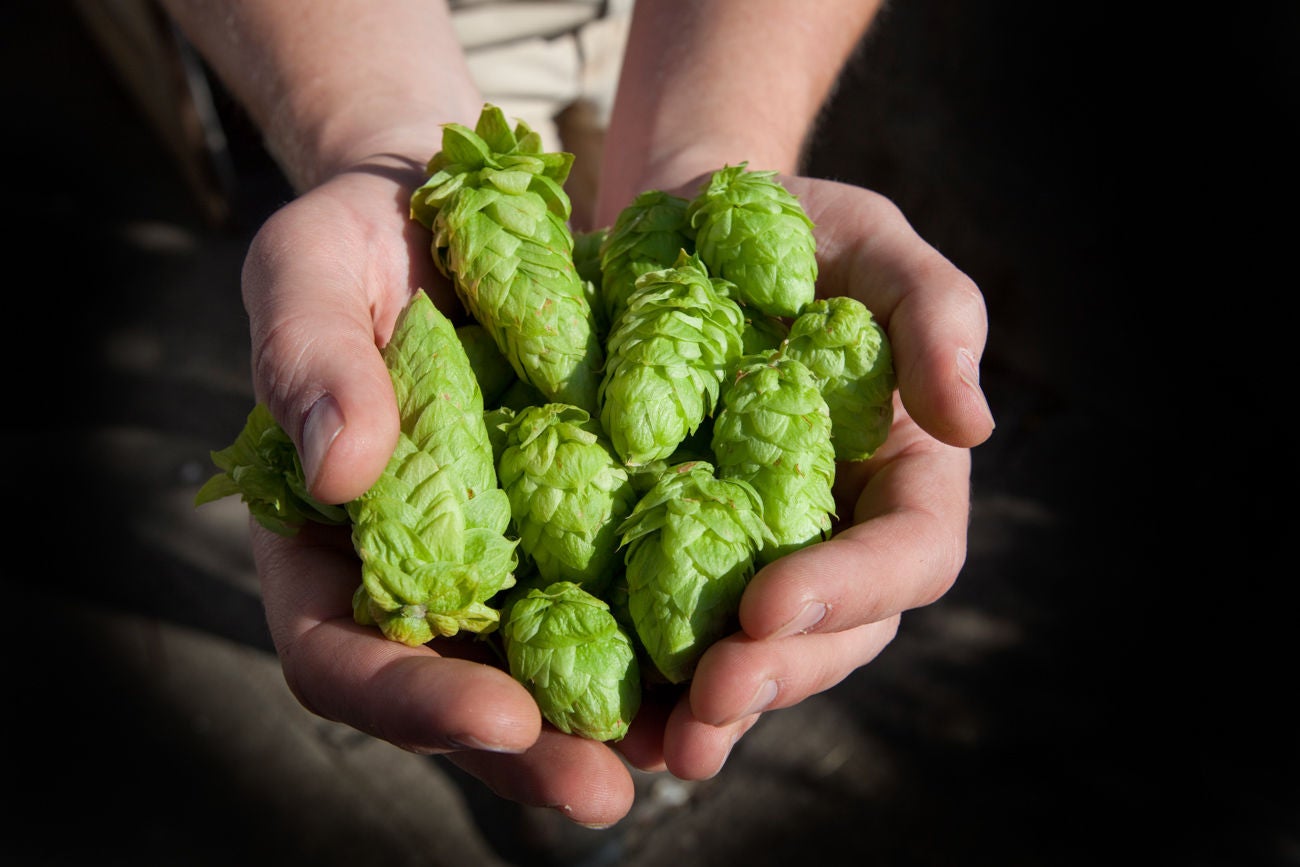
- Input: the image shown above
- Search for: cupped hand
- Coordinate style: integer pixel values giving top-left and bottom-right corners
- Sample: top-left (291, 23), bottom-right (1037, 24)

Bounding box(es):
top-left (242, 157), bottom-right (639, 827)
top-left (613, 174), bottom-right (995, 780)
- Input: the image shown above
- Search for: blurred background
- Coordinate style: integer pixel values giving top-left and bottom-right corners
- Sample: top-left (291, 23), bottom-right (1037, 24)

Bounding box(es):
top-left (3, 2), bottom-right (1293, 865)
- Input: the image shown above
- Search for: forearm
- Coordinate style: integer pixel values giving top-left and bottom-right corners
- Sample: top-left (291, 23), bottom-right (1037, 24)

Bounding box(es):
top-left (596, 0), bottom-right (882, 223)
top-left (160, 0), bottom-right (483, 192)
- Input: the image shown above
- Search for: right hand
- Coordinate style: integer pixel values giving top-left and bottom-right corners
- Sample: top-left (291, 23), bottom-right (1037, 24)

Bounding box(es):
top-left (242, 155), bottom-right (640, 827)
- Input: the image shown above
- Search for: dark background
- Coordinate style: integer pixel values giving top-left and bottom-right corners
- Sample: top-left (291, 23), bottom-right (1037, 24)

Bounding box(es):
top-left (3, 2), bottom-right (1294, 865)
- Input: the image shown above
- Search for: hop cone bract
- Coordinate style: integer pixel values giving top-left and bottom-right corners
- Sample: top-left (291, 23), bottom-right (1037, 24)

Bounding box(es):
top-left (496, 403), bottom-right (637, 597)
top-left (503, 580), bottom-right (641, 741)
top-left (711, 350), bottom-right (837, 564)
top-left (598, 251), bottom-right (746, 466)
top-left (686, 163), bottom-right (817, 318)
top-left (618, 461), bottom-right (773, 684)
top-left (784, 296), bottom-right (896, 461)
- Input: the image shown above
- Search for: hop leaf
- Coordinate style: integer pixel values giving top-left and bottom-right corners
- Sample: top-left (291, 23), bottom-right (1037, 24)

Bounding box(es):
top-left (711, 350), bottom-right (837, 564)
top-left (411, 105), bottom-right (604, 414)
top-left (783, 296), bottom-right (896, 461)
top-left (502, 581), bottom-right (641, 741)
top-left (598, 251), bottom-right (746, 466)
top-left (598, 190), bottom-right (694, 326)
top-left (686, 163), bottom-right (818, 318)
top-left (618, 461), bottom-right (773, 683)
top-left (194, 403), bottom-right (348, 535)
top-left (495, 403), bottom-right (637, 597)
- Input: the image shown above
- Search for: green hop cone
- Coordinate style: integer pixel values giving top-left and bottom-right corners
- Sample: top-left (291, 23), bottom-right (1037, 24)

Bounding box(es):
top-left (410, 104), bottom-right (604, 414)
top-left (496, 403), bottom-right (637, 597)
top-left (619, 461), bottom-right (773, 684)
top-left (194, 403), bottom-right (349, 535)
top-left (456, 321), bottom-right (518, 408)
top-left (686, 163), bottom-right (818, 318)
top-left (350, 290), bottom-right (518, 645)
top-left (711, 350), bottom-right (837, 564)
top-left (502, 580), bottom-right (641, 741)
top-left (598, 250), bottom-right (746, 467)
top-left (783, 296), bottom-right (897, 461)
top-left (598, 189), bottom-right (694, 326)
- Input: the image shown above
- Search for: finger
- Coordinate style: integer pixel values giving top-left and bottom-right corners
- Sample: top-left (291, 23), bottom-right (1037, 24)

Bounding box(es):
top-left (738, 430), bottom-right (971, 639)
top-left (792, 178), bottom-right (995, 449)
top-left (241, 183), bottom-right (413, 505)
top-left (253, 522), bottom-right (542, 755)
top-left (447, 728), bottom-right (637, 828)
top-left (660, 696), bottom-right (762, 781)
top-left (612, 685), bottom-right (676, 772)
top-left (687, 617), bottom-right (900, 728)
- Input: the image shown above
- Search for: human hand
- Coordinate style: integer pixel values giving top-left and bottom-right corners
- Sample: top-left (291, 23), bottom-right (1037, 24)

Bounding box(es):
top-left (606, 173), bottom-right (994, 780)
top-left (242, 157), bottom-right (641, 827)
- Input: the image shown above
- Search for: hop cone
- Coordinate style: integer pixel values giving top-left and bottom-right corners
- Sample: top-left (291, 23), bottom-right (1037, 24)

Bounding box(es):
top-left (456, 321), bottom-right (517, 408)
top-left (598, 190), bottom-right (693, 326)
top-left (598, 250), bottom-right (746, 467)
top-left (502, 581), bottom-right (641, 741)
top-left (712, 350), bottom-right (837, 564)
top-left (496, 403), bottom-right (637, 597)
top-left (349, 434), bottom-right (518, 645)
top-left (410, 104), bottom-right (604, 414)
top-left (351, 291), bottom-right (518, 644)
top-left (194, 403), bottom-right (348, 536)
top-left (619, 461), bottom-right (773, 684)
top-left (686, 163), bottom-right (818, 318)
top-left (784, 296), bottom-right (896, 461)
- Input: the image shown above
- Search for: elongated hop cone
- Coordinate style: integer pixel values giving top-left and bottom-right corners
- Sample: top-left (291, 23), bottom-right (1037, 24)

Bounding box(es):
top-left (712, 350), bottom-right (837, 564)
top-left (686, 163), bottom-right (818, 318)
top-left (496, 403), bottom-right (637, 597)
top-left (411, 105), bottom-right (603, 414)
top-left (437, 183), bottom-right (604, 414)
top-left (619, 461), bottom-right (773, 683)
top-left (348, 433), bottom-right (518, 645)
top-left (194, 403), bottom-right (348, 535)
top-left (503, 581), bottom-right (641, 741)
top-left (598, 251), bottom-right (746, 467)
top-left (598, 189), bottom-right (694, 326)
top-left (784, 296), bottom-right (896, 461)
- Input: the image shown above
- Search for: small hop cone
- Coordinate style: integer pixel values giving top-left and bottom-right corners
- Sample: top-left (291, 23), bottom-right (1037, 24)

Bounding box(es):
top-left (686, 163), bottom-right (818, 318)
top-left (456, 321), bottom-right (518, 408)
top-left (348, 434), bottom-right (518, 645)
top-left (194, 403), bottom-right (348, 535)
top-left (496, 403), bottom-right (637, 598)
top-left (712, 350), bottom-right (837, 564)
top-left (784, 296), bottom-right (897, 461)
top-left (411, 104), bottom-right (604, 414)
top-left (598, 190), bottom-right (694, 326)
top-left (619, 461), bottom-right (773, 684)
top-left (503, 581), bottom-right (641, 741)
top-left (598, 250), bottom-right (746, 466)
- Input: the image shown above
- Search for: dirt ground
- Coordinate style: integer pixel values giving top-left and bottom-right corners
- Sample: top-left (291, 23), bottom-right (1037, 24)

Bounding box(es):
top-left (2, 2), bottom-right (1294, 865)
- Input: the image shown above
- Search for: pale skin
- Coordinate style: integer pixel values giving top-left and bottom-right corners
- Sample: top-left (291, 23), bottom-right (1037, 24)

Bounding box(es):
top-left (163, 0), bottom-right (994, 827)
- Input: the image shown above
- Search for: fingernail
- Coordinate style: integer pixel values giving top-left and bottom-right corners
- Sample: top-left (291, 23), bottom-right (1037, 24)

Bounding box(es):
top-left (301, 393), bottom-right (344, 487)
top-left (550, 804), bottom-right (614, 830)
top-left (957, 348), bottom-right (996, 428)
top-left (773, 601), bottom-right (827, 638)
top-left (739, 680), bottom-right (778, 718)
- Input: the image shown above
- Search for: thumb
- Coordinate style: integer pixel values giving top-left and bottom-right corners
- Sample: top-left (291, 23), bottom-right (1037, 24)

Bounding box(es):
top-left (241, 209), bottom-right (402, 506)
